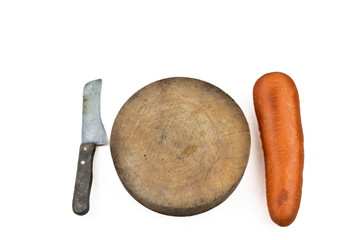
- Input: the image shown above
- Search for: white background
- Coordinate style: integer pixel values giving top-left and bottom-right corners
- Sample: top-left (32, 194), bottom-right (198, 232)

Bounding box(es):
top-left (1, 0), bottom-right (347, 239)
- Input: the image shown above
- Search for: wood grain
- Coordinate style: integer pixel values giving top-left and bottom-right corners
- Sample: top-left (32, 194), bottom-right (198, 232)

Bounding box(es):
top-left (110, 77), bottom-right (250, 216)
top-left (73, 143), bottom-right (96, 215)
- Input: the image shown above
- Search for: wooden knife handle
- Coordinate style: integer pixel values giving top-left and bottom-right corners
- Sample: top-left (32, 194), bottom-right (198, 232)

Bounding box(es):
top-left (73, 143), bottom-right (96, 215)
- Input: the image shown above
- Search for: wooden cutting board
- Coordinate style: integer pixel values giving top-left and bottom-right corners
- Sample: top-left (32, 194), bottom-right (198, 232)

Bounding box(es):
top-left (110, 77), bottom-right (250, 216)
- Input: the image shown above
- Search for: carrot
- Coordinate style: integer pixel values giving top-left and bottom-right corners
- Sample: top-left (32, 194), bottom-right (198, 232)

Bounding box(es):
top-left (253, 72), bottom-right (304, 227)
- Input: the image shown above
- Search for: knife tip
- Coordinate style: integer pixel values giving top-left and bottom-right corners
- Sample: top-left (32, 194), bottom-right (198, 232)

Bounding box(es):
top-left (84, 79), bottom-right (102, 88)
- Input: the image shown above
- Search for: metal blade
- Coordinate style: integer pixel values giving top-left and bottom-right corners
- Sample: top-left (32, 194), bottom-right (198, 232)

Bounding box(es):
top-left (81, 79), bottom-right (107, 145)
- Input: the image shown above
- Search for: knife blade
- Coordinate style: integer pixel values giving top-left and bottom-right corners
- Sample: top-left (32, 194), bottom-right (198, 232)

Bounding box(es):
top-left (73, 79), bottom-right (107, 215)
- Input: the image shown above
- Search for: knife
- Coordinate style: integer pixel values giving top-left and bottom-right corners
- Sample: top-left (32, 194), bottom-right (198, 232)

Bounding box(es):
top-left (73, 79), bottom-right (107, 215)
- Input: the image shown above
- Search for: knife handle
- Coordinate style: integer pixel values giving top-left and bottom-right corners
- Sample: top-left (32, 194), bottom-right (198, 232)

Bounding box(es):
top-left (73, 143), bottom-right (96, 215)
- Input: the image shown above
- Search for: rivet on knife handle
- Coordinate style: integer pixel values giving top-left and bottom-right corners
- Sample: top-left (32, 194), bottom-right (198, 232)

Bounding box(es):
top-left (72, 79), bottom-right (107, 215)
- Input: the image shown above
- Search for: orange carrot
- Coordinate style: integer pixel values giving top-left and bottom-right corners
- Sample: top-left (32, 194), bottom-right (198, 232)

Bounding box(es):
top-left (253, 72), bottom-right (304, 227)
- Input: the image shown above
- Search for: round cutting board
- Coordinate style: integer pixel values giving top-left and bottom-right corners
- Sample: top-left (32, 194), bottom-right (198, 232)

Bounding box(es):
top-left (110, 77), bottom-right (250, 216)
